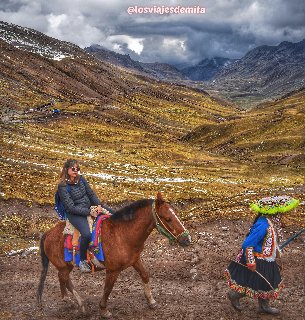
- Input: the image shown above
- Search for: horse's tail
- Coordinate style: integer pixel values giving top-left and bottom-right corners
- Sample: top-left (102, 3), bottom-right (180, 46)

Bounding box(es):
top-left (37, 232), bottom-right (49, 306)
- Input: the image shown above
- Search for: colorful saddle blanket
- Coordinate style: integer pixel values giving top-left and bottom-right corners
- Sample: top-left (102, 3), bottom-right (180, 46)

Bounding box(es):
top-left (63, 214), bottom-right (110, 266)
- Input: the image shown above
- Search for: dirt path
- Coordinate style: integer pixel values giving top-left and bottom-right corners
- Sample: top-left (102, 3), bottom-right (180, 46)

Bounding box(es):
top-left (0, 202), bottom-right (304, 320)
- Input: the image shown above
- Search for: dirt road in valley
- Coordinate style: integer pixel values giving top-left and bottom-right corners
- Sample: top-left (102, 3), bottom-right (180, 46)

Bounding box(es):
top-left (0, 200), bottom-right (304, 320)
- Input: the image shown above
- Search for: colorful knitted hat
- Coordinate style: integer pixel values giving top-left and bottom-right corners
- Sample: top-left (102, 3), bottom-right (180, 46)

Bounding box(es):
top-left (250, 195), bottom-right (299, 215)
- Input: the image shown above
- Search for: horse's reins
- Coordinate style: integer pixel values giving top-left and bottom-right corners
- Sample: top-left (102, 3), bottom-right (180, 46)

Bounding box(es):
top-left (152, 200), bottom-right (190, 244)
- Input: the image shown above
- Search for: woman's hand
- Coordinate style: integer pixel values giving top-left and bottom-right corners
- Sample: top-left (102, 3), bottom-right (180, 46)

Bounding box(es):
top-left (90, 206), bottom-right (99, 217)
top-left (247, 264), bottom-right (256, 272)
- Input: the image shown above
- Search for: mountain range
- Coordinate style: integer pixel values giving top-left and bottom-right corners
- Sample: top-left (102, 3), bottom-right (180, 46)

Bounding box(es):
top-left (85, 44), bottom-right (186, 81)
top-left (86, 39), bottom-right (305, 108)
top-left (86, 45), bottom-right (236, 82)
top-left (208, 39), bottom-right (305, 107)
top-left (0, 20), bottom-right (304, 207)
top-left (178, 57), bottom-right (237, 81)
top-left (2, 19), bottom-right (305, 111)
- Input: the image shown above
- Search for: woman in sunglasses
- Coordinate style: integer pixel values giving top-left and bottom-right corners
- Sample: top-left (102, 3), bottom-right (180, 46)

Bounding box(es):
top-left (58, 159), bottom-right (108, 272)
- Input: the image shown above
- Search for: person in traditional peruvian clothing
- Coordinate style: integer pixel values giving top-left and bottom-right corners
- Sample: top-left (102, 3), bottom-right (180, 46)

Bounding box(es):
top-left (224, 196), bottom-right (299, 315)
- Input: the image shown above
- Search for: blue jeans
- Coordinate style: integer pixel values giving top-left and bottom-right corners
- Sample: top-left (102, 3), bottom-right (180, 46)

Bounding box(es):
top-left (66, 213), bottom-right (91, 261)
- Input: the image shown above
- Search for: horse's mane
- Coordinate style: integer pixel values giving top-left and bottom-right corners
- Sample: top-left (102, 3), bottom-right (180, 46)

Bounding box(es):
top-left (110, 199), bottom-right (154, 222)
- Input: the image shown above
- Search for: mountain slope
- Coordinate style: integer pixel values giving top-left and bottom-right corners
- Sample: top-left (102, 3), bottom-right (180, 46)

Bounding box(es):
top-left (208, 39), bottom-right (305, 108)
top-left (0, 39), bottom-right (136, 111)
top-left (180, 57), bottom-right (236, 81)
top-left (0, 21), bottom-right (236, 128)
top-left (0, 38), bottom-right (236, 132)
top-left (182, 86), bottom-right (305, 168)
top-left (1, 20), bottom-right (250, 211)
top-left (85, 44), bottom-right (186, 81)
top-left (0, 21), bottom-right (81, 60)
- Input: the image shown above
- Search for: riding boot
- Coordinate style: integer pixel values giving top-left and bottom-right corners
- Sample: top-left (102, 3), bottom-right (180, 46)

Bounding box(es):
top-left (228, 290), bottom-right (245, 311)
top-left (258, 298), bottom-right (280, 315)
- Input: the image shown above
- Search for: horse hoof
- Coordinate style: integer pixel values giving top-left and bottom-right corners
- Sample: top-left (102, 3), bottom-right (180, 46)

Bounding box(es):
top-left (149, 301), bottom-right (157, 309)
top-left (81, 306), bottom-right (86, 314)
top-left (101, 309), bottom-right (112, 318)
top-left (62, 296), bottom-right (72, 303)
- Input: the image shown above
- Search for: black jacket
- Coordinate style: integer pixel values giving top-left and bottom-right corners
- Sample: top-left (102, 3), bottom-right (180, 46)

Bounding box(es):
top-left (58, 176), bottom-right (102, 216)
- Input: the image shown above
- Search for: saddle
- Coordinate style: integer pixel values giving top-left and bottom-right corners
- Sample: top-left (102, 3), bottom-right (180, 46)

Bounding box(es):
top-left (63, 215), bottom-right (109, 271)
top-left (63, 216), bottom-right (94, 246)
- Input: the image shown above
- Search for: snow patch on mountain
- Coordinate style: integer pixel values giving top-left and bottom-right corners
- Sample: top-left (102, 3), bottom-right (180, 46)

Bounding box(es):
top-left (0, 21), bottom-right (75, 61)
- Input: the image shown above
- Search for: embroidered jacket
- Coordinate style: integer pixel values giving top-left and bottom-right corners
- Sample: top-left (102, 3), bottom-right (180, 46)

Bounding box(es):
top-left (242, 216), bottom-right (279, 267)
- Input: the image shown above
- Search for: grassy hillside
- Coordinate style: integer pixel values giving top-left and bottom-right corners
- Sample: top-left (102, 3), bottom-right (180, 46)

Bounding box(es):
top-left (182, 87), bottom-right (305, 177)
top-left (0, 24), bottom-right (304, 225)
top-left (1, 68), bottom-right (304, 224)
top-left (1, 64), bottom-right (253, 222)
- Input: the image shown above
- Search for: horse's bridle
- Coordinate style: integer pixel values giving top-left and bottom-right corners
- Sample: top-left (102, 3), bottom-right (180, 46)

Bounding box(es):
top-left (152, 200), bottom-right (190, 244)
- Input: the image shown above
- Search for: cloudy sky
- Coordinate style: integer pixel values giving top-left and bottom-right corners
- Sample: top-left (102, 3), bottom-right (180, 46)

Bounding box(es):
top-left (1, 0), bottom-right (305, 65)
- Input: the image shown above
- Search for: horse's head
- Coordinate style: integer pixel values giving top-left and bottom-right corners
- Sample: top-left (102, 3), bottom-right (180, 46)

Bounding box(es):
top-left (153, 192), bottom-right (191, 246)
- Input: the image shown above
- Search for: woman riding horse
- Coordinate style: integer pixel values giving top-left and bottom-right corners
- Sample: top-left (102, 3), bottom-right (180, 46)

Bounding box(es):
top-left (57, 159), bottom-right (112, 272)
top-left (37, 191), bottom-right (191, 318)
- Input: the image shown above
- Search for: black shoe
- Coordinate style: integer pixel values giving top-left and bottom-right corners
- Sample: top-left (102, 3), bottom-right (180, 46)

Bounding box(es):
top-left (228, 290), bottom-right (244, 311)
top-left (258, 298), bottom-right (280, 315)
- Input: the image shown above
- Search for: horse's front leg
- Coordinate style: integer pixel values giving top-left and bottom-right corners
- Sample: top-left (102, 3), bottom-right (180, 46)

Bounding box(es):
top-left (99, 270), bottom-right (120, 318)
top-left (133, 258), bottom-right (157, 309)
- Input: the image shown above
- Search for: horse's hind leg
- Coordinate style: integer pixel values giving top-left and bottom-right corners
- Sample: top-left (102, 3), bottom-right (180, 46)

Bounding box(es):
top-left (58, 266), bottom-right (86, 313)
top-left (133, 258), bottom-right (157, 308)
top-left (99, 270), bottom-right (120, 318)
top-left (58, 268), bottom-right (69, 299)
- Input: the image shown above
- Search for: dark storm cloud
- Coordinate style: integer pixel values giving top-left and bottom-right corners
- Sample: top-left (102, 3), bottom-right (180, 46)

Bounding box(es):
top-left (0, 0), bottom-right (305, 64)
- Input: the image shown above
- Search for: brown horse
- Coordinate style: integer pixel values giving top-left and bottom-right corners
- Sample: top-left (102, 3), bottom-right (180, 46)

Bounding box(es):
top-left (37, 192), bottom-right (191, 318)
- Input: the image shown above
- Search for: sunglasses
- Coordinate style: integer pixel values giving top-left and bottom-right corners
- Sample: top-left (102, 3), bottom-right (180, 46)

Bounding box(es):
top-left (70, 167), bottom-right (80, 172)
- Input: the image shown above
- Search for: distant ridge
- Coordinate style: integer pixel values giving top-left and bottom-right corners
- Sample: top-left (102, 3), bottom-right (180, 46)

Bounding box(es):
top-left (180, 57), bottom-right (237, 81)
top-left (208, 39), bottom-right (305, 108)
top-left (86, 45), bottom-right (238, 83)
top-left (85, 44), bottom-right (186, 81)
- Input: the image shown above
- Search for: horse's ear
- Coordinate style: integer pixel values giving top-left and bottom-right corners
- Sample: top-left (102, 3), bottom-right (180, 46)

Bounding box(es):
top-left (156, 191), bottom-right (164, 204)
top-left (155, 191), bottom-right (164, 207)
top-left (157, 191), bottom-right (163, 200)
